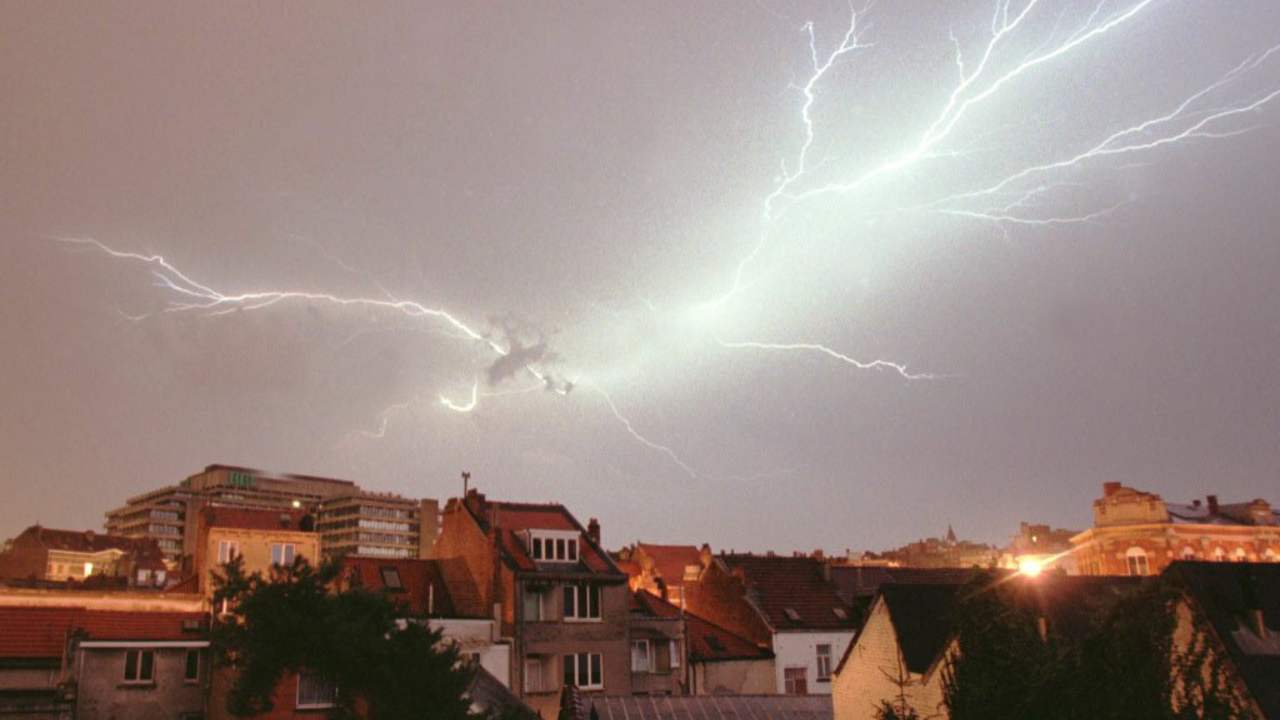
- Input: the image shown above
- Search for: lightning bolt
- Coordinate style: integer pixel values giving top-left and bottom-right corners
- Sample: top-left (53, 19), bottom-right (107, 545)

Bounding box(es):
top-left (585, 384), bottom-right (701, 480)
top-left (439, 381), bottom-right (480, 413)
top-left (707, 0), bottom-right (1279, 375)
top-left (717, 339), bottom-right (937, 381)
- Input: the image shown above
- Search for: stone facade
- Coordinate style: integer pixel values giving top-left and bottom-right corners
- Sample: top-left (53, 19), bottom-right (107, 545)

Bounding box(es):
top-left (73, 643), bottom-right (207, 720)
top-left (1071, 483), bottom-right (1280, 576)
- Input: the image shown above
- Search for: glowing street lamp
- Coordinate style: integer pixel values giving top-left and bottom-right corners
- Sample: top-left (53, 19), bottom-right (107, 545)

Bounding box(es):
top-left (1017, 558), bottom-right (1043, 578)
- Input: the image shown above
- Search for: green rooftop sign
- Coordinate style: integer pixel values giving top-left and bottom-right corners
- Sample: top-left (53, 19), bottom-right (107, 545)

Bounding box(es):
top-left (229, 471), bottom-right (255, 488)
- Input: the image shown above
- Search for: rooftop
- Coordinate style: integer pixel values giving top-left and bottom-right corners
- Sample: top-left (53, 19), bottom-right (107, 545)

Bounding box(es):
top-left (718, 553), bottom-right (856, 632)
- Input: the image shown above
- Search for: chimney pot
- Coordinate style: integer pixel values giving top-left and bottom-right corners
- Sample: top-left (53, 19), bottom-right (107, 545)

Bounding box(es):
top-left (1207, 495), bottom-right (1219, 514)
top-left (586, 518), bottom-right (601, 546)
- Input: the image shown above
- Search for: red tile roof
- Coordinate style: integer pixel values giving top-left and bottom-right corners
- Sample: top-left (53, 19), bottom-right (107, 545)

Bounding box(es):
top-left (719, 554), bottom-right (856, 631)
top-left (637, 544), bottom-right (703, 588)
top-left (0, 607), bottom-right (207, 659)
top-left (685, 609), bottom-right (773, 663)
top-left (462, 494), bottom-right (622, 578)
top-left (342, 557), bottom-right (486, 618)
top-left (200, 507), bottom-right (312, 532)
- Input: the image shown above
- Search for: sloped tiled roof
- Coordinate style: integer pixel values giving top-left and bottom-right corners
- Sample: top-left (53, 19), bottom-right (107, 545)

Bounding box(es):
top-left (880, 575), bottom-right (1139, 675)
top-left (577, 694), bottom-right (831, 720)
top-left (830, 565), bottom-right (988, 604)
top-left (637, 543), bottom-right (704, 587)
top-left (343, 557), bottom-right (459, 617)
top-left (200, 506), bottom-right (311, 532)
top-left (719, 554), bottom-right (856, 632)
top-left (686, 610), bottom-right (773, 663)
top-left (1166, 561), bottom-right (1280, 718)
top-left (465, 496), bottom-right (622, 578)
top-left (0, 607), bottom-right (206, 659)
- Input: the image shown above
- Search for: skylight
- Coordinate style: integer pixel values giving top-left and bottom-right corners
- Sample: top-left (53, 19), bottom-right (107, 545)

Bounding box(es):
top-left (380, 566), bottom-right (403, 590)
top-left (783, 607), bottom-right (801, 622)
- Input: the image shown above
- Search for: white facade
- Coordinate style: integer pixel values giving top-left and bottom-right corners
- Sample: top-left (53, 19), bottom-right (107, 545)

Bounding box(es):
top-left (771, 629), bottom-right (855, 696)
top-left (430, 617), bottom-right (511, 688)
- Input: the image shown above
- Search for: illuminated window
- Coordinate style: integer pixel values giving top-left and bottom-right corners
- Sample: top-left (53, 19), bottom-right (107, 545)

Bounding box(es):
top-left (83, 562), bottom-right (94, 577)
top-left (1125, 547), bottom-right (1149, 576)
top-left (1180, 546), bottom-right (1196, 560)
top-left (1214, 547), bottom-right (1226, 562)
top-left (1234, 548), bottom-right (1248, 562)
top-left (123, 650), bottom-right (155, 684)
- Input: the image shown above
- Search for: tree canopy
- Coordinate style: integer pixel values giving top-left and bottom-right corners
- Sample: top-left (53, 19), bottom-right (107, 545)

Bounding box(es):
top-left (211, 556), bottom-right (476, 720)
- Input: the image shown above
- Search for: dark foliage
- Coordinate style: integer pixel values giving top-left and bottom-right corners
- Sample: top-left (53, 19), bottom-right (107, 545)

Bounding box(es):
top-left (941, 572), bottom-right (1252, 720)
top-left (211, 556), bottom-right (474, 720)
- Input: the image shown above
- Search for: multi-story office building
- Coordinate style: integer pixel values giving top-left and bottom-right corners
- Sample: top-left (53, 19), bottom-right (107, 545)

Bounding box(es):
top-left (105, 464), bottom-right (439, 566)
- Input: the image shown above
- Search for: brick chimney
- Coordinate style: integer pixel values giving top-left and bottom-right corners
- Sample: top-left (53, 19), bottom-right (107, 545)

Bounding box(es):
top-left (1207, 494), bottom-right (1219, 515)
top-left (586, 517), bottom-right (600, 546)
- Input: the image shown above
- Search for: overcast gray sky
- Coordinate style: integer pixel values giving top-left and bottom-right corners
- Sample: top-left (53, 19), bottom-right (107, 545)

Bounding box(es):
top-left (2, 0), bottom-right (1278, 553)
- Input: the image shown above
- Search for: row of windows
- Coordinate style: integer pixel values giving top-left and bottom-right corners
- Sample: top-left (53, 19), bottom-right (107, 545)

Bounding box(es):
top-left (525, 653), bottom-right (603, 692)
top-left (522, 583), bottom-right (601, 621)
top-left (530, 535), bottom-right (578, 562)
top-left (216, 541), bottom-right (298, 566)
top-left (149, 524), bottom-right (181, 535)
top-left (1123, 545), bottom-right (1280, 576)
top-left (122, 649), bottom-right (201, 685)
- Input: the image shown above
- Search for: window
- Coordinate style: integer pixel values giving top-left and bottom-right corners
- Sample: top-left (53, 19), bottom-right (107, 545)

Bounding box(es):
top-left (528, 533), bottom-right (579, 562)
top-left (563, 653), bottom-right (603, 689)
top-left (1125, 547), bottom-right (1149, 576)
top-left (1181, 546), bottom-right (1197, 560)
top-left (184, 650), bottom-right (201, 683)
top-left (136, 569), bottom-right (151, 584)
top-left (123, 649), bottom-right (155, 684)
top-left (783, 607), bottom-right (801, 622)
top-left (1234, 548), bottom-right (1248, 562)
top-left (271, 543), bottom-right (296, 566)
top-left (833, 607), bottom-right (849, 620)
top-left (1214, 547), bottom-right (1226, 562)
top-left (563, 583), bottom-right (601, 620)
top-left (83, 562), bottom-right (94, 577)
top-left (380, 566), bottom-right (403, 590)
top-left (816, 644), bottom-right (832, 680)
top-left (669, 640), bottom-right (681, 669)
top-left (297, 670), bottom-right (337, 709)
top-left (525, 658), bottom-right (546, 693)
top-left (631, 640), bottom-right (651, 673)
top-left (784, 667), bottom-right (807, 695)
top-left (523, 587), bottom-right (547, 622)
top-left (217, 540), bottom-right (239, 564)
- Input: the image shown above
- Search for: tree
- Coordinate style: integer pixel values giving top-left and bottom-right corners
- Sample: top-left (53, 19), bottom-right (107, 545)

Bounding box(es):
top-left (211, 556), bottom-right (474, 720)
top-left (940, 572), bottom-right (1253, 720)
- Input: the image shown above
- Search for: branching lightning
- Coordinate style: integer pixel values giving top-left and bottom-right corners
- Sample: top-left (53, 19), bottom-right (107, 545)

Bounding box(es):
top-left (709, 0), bottom-right (1280, 377)
top-left (62, 0), bottom-right (1280, 482)
top-left (717, 339), bottom-right (937, 381)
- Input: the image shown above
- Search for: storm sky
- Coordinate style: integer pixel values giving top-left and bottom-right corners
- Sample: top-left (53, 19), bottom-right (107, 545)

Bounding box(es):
top-left (2, 1), bottom-right (1278, 553)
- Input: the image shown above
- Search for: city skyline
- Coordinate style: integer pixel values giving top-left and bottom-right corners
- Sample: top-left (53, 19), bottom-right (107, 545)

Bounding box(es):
top-left (3, 1), bottom-right (1280, 551)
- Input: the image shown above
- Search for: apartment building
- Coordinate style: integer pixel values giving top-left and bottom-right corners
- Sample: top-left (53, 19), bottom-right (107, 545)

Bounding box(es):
top-left (315, 492), bottom-right (438, 559)
top-left (105, 464), bottom-right (440, 566)
top-left (432, 489), bottom-right (631, 718)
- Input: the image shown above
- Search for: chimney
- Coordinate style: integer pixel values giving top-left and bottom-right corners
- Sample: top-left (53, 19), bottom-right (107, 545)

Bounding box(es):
top-left (1207, 495), bottom-right (1219, 515)
top-left (586, 518), bottom-right (601, 546)
top-left (1103, 482), bottom-right (1122, 497)
top-left (1192, 499), bottom-right (1202, 509)
top-left (418, 499), bottom-right (439, 558)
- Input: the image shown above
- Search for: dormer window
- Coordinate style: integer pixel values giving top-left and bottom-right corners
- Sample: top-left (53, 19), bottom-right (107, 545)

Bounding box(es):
top-left (526, 531), bottom-right (580, 562)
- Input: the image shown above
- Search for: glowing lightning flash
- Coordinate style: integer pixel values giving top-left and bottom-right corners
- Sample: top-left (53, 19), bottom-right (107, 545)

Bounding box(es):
top-left (710, 0), bottom-right (1280, 378)
top-left (440, 381), bottom-right (480, 413)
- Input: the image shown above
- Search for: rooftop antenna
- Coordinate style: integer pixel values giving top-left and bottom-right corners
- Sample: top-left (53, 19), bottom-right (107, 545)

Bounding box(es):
top-left (462, 471), bottom-right (471, 496)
